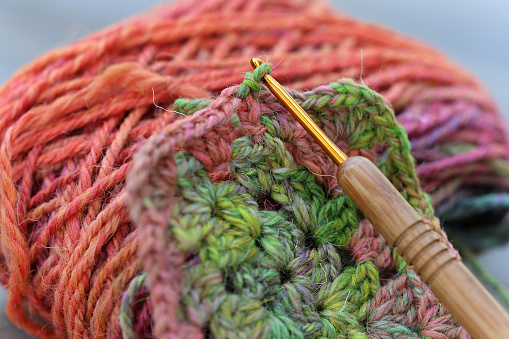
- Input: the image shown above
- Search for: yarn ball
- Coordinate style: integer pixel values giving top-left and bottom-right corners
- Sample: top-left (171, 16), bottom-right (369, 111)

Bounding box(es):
top-left (0, 0), bottom-right (508, 338)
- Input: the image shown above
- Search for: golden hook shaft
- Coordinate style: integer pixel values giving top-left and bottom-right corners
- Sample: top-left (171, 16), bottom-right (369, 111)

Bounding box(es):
top-left (250, 58), bottom-right (348, 165)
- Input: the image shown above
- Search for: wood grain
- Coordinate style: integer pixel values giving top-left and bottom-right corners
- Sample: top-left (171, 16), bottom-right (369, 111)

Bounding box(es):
top-left (337, 156), bottom-right (509, 338)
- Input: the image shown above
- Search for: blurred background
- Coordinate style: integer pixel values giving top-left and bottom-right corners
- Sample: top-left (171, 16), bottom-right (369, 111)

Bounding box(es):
top-left (0, 0), bottom-right (508, 337)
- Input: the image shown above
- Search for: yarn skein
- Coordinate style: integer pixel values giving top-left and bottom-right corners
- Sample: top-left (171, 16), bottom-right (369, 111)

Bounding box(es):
top-left (0, 0), bottom-right (508, 338)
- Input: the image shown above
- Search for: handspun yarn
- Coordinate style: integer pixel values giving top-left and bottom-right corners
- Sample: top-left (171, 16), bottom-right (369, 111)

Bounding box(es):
top-left (0, 0), bottom-right (508, 338)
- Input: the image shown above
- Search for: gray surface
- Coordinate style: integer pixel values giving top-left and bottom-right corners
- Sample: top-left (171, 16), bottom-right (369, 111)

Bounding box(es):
top-left (0, 1), bottom-right (508, 337)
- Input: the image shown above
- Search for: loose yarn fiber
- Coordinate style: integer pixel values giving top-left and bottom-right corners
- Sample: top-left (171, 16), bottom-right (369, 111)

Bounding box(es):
top-left (0, 0), bottom-right (508, 338)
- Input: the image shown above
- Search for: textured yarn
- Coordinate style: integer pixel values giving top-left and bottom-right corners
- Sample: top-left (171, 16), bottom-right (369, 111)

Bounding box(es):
top-left (0, 0), bottom-right (508, 338)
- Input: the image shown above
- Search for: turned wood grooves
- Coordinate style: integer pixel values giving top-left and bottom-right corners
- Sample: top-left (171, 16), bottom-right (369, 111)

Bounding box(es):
top-left (394, 221), bottom-right (456, 283)
top-left (337, 156), bottom-right (509, 338)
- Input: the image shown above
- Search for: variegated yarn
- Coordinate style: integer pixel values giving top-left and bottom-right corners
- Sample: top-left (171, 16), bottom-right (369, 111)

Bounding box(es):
top-left (0, 0), bottom-right (508, 338)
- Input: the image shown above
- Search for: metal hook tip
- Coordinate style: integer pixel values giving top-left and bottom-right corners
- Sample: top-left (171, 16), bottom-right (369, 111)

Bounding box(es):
top-left (250, 57), bottom-right (263, 69)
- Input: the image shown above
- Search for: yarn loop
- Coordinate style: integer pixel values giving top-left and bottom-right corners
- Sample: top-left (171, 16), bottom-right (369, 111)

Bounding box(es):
top-left (237, 62), bottom-right (273, 99)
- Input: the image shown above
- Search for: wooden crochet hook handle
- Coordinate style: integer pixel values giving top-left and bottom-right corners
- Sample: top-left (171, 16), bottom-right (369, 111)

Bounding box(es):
top-left (337, 156), bottom-right (509, 339)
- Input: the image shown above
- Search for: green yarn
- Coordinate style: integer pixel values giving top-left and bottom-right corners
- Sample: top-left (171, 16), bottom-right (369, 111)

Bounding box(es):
top-left (119, 274), bottom-right (147, 339)
top-left (236, 62), bottom-right (273, 98)
top-left (169, 127), bottom-right (378, 337)
top-left (173, 98), bottom-right (212, 115)
top-left (168, 127), bottom-right (376, 337)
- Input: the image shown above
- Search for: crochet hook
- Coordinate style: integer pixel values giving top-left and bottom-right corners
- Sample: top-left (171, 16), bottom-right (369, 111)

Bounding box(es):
top-left (250, 57), bottom-right (509, 339)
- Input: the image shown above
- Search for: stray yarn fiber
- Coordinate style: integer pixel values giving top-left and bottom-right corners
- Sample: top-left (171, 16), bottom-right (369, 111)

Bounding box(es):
top-left (0, 0), bottom-right (508, 338)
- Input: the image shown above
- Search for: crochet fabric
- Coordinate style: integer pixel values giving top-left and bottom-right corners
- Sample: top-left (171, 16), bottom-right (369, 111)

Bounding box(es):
top-left (0, 0), bottom-right (508, 338)
top-left (127, 65), bottom-right (466, 338)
